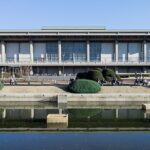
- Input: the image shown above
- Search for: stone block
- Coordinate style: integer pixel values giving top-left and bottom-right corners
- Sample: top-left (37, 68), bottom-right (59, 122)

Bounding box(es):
top-left (47, 114), bottom-right (68, 128)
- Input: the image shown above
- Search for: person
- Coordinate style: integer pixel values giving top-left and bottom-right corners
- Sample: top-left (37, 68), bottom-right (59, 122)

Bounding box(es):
top-left (143, 78), bottom-right (147, 86)
top-left (10, 76), bottom-right (12, 85)
top-left (111, 77), bottom-right (116, 86)
top-left (135, 72), bottom-right (138, 79)
top-left (134, 77), bottom-right (138, 86)
top-left (11, 77), bottom-right (14, 85)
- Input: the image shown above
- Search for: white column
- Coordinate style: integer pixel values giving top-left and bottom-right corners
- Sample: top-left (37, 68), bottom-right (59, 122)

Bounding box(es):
top-left (87, 40), bottom-right (90, 63)
top-left (1, 41), bottom-right (6, 63)
top-left (144, 67), bottom-right (147, 74)
top-left (144, 112), bottom-right (147, 119)
top-left (2, 109), bottom-right (6, 119)
top-left (115, 40), bottom-right (118, 63)
top-left (115, 109), bottom-right (119, 119)
top-left (31, 108), bottom-right (34, 119)
top-left (58, 40), bottom-right (61, 63)
top-left (58, 67), bottom-right (62, 76)
top-left (115, 67), bottom-right (118, 74)
top-left (30, 41), bottom-right (34, 63)
top-left (143, 41), bottom-right (147, 63)
top-left (59, 108), bottom-right (62, 114)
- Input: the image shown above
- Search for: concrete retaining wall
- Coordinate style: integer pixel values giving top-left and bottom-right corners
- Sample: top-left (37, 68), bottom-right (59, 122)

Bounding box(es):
top-left (0, 93), bottom-right (149, 108)
top-left (66, 93), bottom-right (150, 108)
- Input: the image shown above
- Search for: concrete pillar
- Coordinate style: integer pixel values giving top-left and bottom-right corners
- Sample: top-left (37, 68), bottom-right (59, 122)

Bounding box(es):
top-left (2, 109), bottom-right (6, 119)
top-left (30, 41), bottom-right (34, 63)
top-left (58, 95), bottom-right (67, 109)
top-left (87, 40), bottom-right (90, 63)
top-left (1, 41), bottom-right (6, 63)
top-left (143, 41), bottom-right (147, 63)
top-left (144, 113), bottom-right (147, 119)
top-left (31, 108), bottom-right (34, 119)
top-left (144, 67), bottom-right (147, 74)
top-left (115, 40), bottom-right (118, 63)
top-left (59, 108), bottom-right (63, 114)
top-left (14, 54), bottom-right (17, 63)
top-left (58, 40), bottom-right (61, 63)
top-left (115, 67), bottom-right (118, 74)
top-left (58, 67), bottom-right (62, 76)
top-left (115, 109), bottom-right (119, 119)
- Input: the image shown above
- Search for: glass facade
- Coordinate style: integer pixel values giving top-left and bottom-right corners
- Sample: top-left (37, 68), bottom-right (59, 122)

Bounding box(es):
top-left (90, 42), bottom-right (101, 62)
top-left (62, 42), bottom-right (87, 62)
top-left (46, 42), bottom-right (58, 62)
top-left (147, 43), bottom-right (150, 62)
top-left (118, 43), bottom-right (142, 62)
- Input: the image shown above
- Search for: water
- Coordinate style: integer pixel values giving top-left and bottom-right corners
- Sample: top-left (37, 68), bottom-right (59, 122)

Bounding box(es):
top-left (0, 132), bottom-right (150, 150)
top-left (0, 101), bottom-right (148, 128)
top-left (0, 105), bottom-right (148, 128)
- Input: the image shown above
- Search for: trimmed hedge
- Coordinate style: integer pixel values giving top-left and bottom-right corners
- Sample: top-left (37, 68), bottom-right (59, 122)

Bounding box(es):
top-left (87, 70), bottom-right (104, 82)
top-left (68, 79), bottom-right (101, 93)
top-left (0, 81), bottom-right (4, 90)
top-left (102, 68), bottom-right (116, 81)
top-left (76, 68), bottom-right (121, 82)
top-left (76, 72), bottom-right (88, 79)
top-left (95, 68), bottom-right (102, 72)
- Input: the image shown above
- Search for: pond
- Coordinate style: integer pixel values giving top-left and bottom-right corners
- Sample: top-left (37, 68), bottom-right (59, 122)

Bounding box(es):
top-left (0, 132), bottom-right (150, 150)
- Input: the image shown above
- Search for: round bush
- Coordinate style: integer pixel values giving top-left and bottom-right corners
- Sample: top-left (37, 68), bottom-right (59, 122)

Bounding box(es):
top-left (102, 68), bottom-right (116, 81)
top-left (87, 70), bottom-right (104, 82)
top-left (68, 79), bottom-right (101, 93)
top-left (95, 68), bottom-right (102, 72)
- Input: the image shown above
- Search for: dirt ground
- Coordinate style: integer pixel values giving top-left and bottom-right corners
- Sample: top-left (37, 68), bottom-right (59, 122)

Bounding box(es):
top-left (0, 85), bottom-right (149, 93)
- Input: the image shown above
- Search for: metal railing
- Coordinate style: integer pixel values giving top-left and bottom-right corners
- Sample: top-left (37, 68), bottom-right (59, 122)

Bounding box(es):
top-left (1, 56), bottom-right (150, 64)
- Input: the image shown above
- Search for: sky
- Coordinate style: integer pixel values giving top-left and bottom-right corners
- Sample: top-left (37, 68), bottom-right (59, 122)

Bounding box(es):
top-left (0, 0), bottom-right (150, 29)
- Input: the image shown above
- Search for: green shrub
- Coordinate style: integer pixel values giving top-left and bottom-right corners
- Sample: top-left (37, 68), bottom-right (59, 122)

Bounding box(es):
top-left (116, 74), bottom-right (121, 80)
top-left (102, 68), bottom-right (116, 81)
top-left (0, 81), bottom-right (4, 90)
top-left (87, 70), bottom-right (104, 82)
top-left (95, 68), bottom-right (102, 72)
top-left (68, 79), bottom-right (101, 93)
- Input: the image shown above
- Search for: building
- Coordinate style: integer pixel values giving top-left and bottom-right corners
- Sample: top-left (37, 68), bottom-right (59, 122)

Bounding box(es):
top-left (0, 26), bottom-right (150, 76)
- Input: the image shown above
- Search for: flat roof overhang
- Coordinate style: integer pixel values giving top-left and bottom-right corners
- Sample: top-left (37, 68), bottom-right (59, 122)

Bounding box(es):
top-left (0, 27), bottom-right (150, 36)
top-left (0, 34), bottom-right (150, 42)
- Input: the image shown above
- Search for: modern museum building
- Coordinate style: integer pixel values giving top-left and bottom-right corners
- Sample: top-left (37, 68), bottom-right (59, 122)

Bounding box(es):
top-left (0, 26), bottom-right (149, 76)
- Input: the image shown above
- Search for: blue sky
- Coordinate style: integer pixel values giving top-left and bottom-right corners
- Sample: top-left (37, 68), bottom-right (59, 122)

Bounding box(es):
top-left (0, 0), bottom-right (150, 29)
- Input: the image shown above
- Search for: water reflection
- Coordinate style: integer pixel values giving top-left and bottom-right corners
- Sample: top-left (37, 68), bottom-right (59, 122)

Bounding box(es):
top-left (0, 101), bottom-right (148, 128)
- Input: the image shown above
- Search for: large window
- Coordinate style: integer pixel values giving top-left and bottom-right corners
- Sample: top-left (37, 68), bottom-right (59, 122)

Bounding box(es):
top-left (6, 43), bottom-right (19, 62)
top-left (46, 42), bottom-right (58, 62)
top-left (118, 43), bottom-right (142, 62)
top-left (62, 42), bottom-right (86, 62)
top-left (90, 42), bottom-right (101, 62)
top-left (33, 43), bottom-right (46, 62)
